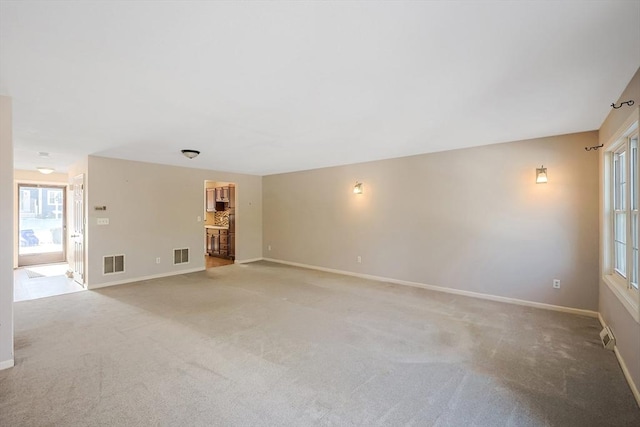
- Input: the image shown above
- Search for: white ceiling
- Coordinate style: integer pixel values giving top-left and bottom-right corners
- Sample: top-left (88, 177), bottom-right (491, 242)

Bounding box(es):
top-left (1, 1), bottom-right (639, 176)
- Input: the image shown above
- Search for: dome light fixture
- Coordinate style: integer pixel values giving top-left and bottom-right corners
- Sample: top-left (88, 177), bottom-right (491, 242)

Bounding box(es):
top-left (181, 149), bottom-right (200, 159)
top-left (37, 167), bottom-right (55, 175)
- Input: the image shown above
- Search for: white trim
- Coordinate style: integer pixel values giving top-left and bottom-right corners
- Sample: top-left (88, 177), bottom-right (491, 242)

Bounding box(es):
top-left (602, 113), bottom-right (640, 325)
top-left (263, 258), bottom-right (598, 318)
top-left (88, 267), bottom-right (205, 289)
top-left (0, 359), bottom-right (14, 370)
top-left (234, 257), bottom-right (263, 264)
top-left (598, 312), bottom-right (606, 328)
top-left (614, 346), bottom-right (640, 408)
top-left (599, 313), bottom-right (640, 408)
top-left (603, 109), bottom-right (639, 150)
top-left (603, 275), bottom-right (640, 323)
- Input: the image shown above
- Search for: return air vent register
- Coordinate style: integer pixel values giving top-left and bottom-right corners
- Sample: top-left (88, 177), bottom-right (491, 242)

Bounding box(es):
top-left (103, 255), bottom-right (124, 274)
top-left (174, 248), bottom-right (189, 265)
top-left (600, 326), bottom-right (615, 350)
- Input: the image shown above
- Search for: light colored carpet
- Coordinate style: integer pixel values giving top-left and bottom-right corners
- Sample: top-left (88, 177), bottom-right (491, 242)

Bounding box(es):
top-left (1, 261), bottom-right (638, 426)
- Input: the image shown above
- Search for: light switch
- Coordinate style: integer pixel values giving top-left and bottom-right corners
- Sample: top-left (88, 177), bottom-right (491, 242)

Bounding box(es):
top-left (97, 218), bottom-right (109, 225)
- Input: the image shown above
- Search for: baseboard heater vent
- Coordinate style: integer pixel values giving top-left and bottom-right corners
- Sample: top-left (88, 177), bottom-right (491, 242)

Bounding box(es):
top-left (600, 326), bottom-right (615, 350)
top-left (104, 254), bottom-right (125, 274)
top-left (174, 248), bottom-right (189, 265)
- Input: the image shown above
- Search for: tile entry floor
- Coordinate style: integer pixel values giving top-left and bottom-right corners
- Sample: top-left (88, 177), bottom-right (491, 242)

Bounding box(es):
top-left (14, 263), bottom-right (85, 302)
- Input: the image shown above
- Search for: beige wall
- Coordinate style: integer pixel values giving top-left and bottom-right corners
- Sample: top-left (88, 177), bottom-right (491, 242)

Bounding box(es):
top-left (0, 96), bottom-right (14, 368)
top-left (598, 67), bottom-right (640, 392)
top-left (86, 156), bottom-right (262, 288)
top-left (264, 131), bottom-right (599, 311)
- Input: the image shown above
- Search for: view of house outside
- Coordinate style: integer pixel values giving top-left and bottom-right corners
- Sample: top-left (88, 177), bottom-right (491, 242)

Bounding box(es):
top-left (18, 186), bottom-right (64, 255)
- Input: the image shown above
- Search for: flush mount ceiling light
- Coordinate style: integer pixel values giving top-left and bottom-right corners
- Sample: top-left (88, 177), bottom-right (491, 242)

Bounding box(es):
top-left (536, 165), bottom-right (548, 184)
top-left (353, 181), bottom-right (363, 194)
top-left (181, 149), bottom-right (200, 159)
top-left (36, 167), bottom-right (55, 175)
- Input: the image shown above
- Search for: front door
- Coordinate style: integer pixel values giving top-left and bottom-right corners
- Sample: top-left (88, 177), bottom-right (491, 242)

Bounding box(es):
top-left (17, 184), bottom-right (67, 266)
top-left (71, 174), bottom-right (85, 285)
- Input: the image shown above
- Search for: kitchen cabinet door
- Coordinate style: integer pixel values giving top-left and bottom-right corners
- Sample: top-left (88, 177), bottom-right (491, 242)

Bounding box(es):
top-left (206, 231), bottom-right (212, 254)
top-left (229, 233), bottom-right (235, 259)
top-left (229, 185), bottom-right (236, 208)
top-left (212, 232), bottom-right (220, 255)
top-left (228, 211), bottom-right (235, 232)
top-left (206, 189), bottom-right (215, 212)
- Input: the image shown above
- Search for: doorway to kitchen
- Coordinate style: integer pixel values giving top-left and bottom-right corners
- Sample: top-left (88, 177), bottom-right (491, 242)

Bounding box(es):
top-left (204, 180), bottom-right (236, 269)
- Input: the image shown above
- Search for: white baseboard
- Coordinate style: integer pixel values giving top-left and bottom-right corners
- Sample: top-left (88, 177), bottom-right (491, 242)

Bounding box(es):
top-left (598, 314), bottom-right (640, 407)
top-left (88, 267), bottom-right (206, 289)
top-left (262, 258), bottom-right (598, 318)
top-left (235, 257), bottom-right (263, 264)
top-left (0, 359), bottom-right (14, 370)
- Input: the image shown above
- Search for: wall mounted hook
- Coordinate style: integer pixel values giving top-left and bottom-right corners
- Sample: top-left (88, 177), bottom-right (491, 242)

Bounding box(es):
top-left (611, 100), bottom-right (634, 109)
top-left (585, 144), bottom-right (604, 151)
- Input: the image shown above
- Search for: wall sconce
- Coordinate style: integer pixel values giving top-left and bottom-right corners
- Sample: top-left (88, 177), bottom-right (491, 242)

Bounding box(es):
top-left (536, 166), bottom-right (548, 184)
top-left (181, 149), bottom-right (200, 159)
top-left (353, 182), bottom-right (363, 194)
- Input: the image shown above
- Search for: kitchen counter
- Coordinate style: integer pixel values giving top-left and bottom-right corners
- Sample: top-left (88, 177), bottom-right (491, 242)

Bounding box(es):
top-left (205, 225), bottom-right (229, 230)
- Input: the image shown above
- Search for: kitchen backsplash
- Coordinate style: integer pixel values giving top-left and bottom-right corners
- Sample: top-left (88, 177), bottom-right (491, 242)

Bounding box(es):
top-left (214, 210), bottom-right (230, 226)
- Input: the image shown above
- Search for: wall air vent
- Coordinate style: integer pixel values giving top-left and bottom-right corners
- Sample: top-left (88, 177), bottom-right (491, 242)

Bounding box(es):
top-left (174, 248), bottom-right (189, 265)
top-left (103, 255), bottom-right (125, 274)
top-left (600, 326), bottom-right (615, 350)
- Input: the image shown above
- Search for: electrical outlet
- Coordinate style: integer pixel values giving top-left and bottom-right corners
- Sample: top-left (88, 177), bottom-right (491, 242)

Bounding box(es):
top-left (268, 245), bottom-right (272, 251)
top-left (156, 257), bottom-right (161, 264)
top-left (553, 279), bottom-right (560, 289)
top-left (197, 216), bottom-right (202, 222)
top-left (357, 255), bottom-right (362, 263)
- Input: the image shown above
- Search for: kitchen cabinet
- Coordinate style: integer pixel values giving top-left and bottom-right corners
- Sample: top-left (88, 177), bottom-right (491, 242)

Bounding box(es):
top-left (229, 185), bottom-right (235, 208)
top-left (219, 233), bottom-right (228, 256)
top-left (207, 228), bottom-right (220, 256)
top-left (207, 228), bottom-right (231, 258)
top-left (228, 232), bottom-right (235, 258)
top-left (215, 187), bottom-right (230, 202)
top-left (228, 208), bottom-right (235, 260)
top-left (206, 188), bottom-right (216, 212)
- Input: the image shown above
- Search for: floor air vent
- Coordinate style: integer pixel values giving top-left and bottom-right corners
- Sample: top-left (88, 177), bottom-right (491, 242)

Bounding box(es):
top-left (103, 255), bottom-right (125, 274)
top-left (174, 248), bottom-right (189, 265)
top-left (600, 326), bottom-right (615, 350)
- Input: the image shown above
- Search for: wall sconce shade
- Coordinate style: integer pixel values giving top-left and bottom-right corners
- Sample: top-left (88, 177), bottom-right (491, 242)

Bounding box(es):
top-left (536, 166), bottom-right (548, 184)
top-left (353, 182), bottom-right (363, 194)
top-left (37, 167), bottom-right (55, 175)
top-left (181, 149), bottom-right (200, 159)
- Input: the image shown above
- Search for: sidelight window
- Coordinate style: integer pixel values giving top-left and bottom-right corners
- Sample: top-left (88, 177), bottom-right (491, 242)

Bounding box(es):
top-left (610, 124), bottom-right (638, 291)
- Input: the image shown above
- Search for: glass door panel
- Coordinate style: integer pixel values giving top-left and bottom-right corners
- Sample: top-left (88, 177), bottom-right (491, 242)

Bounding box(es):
top-left (18, 184), bottom-right (66, 266)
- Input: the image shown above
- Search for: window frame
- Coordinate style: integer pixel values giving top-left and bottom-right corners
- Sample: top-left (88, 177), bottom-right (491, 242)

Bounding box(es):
top-left (603, 116), bottom-right (639, 323)
top-left (47, 188), bottom-right (63, 206)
